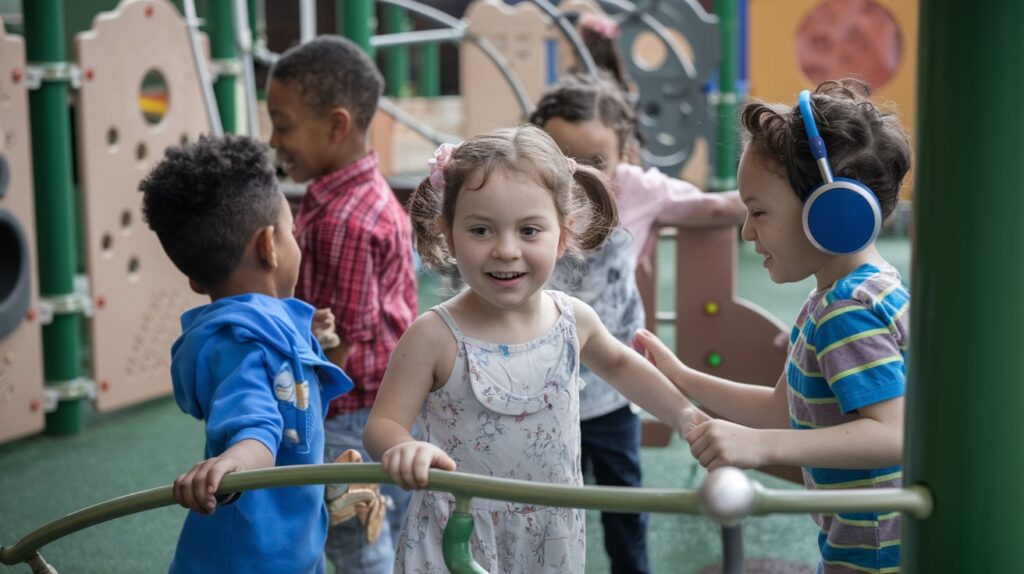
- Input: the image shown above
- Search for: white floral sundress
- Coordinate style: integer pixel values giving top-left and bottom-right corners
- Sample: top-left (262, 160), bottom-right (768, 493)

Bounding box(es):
top-left (394, 291), bottom-right (586, 574)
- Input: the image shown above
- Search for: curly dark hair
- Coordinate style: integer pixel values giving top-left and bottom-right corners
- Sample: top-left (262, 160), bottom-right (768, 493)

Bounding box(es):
top-left (740, 78), bottom-right (911, 219)
top-left (141, 135), bottom-right (280, 289)
top-left (269, 35), bottom-right (383, 131)
top-left (529, 72), bottom-right (639, 161)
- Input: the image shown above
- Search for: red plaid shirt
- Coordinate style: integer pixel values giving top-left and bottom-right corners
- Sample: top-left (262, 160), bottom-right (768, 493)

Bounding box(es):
top-left (293, 151), bottom-right (417, 416)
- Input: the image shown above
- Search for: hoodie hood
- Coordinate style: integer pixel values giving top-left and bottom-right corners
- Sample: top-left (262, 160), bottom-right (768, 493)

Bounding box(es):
top-left (171, 293), bottom-right (352, 419)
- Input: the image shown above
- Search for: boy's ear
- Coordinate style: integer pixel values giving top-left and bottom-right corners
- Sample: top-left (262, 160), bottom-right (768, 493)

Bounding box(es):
top-left (328, 107), bottom-right (353, 142)
top-left (188, 278), bottom-right (207, 295)
top-left (255, 225), bottom-right (278, 270)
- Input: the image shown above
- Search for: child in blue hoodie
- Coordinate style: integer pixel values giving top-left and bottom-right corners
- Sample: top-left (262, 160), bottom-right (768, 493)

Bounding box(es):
top-left (141, 135), bottom-right (353, 573)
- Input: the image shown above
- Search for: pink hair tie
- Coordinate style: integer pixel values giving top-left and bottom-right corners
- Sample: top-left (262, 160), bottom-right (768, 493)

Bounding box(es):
top-left (427, 142), bottom-right (459, 189)
top-left (579, 13), bottom-right (619, 40)
top-left (566, 157), bottom-right (578, 175)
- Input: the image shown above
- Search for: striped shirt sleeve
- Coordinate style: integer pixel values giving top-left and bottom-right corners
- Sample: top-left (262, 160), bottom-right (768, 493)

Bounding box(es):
top-left (813, 300), bottom-right (905, 413)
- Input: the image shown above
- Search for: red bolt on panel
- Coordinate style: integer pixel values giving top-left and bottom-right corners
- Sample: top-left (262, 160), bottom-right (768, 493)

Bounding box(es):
top-left (96, 295), bottom-right (106, 309)
top-left (11, 68), bottom-right (21, 83)
top-left (100, 379), bottom-right (110, 392)
top-left (85, 68), bottom-right (95, 82)
top-left (25, 308), bottom-right (36, 322)
top-left (145, 4), bottom-right (155, 17)
top-left (29, 399), bottom-right (40, 412)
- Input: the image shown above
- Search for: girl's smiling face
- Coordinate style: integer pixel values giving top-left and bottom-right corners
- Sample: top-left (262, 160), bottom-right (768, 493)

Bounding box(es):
top-left (448, 168), bottom-right (565, 311)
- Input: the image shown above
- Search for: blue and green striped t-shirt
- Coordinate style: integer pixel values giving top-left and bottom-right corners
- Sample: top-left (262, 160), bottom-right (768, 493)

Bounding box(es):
top-left (787, 263), bottom-right (909, 574)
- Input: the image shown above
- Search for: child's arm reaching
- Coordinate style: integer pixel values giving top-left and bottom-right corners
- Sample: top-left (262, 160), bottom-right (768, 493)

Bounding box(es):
top-left (571, 298), bottom-right (703, 434)
top-left (637, 329), bottom-right (790, 429)
top-left (686, 397), bottom-right (904, 470)
top-left (364, 313), bottom-right (456, 490)
top-left (174, 439), bottom-right (274, 514)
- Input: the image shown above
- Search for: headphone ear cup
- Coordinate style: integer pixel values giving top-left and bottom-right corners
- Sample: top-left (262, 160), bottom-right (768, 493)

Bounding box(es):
top-left (802, 179), bottom-right (882, 255)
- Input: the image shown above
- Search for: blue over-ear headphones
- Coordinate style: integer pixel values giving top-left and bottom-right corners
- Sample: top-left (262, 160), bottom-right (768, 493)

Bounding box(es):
top-left (797, 90), bottom-right (881, 255)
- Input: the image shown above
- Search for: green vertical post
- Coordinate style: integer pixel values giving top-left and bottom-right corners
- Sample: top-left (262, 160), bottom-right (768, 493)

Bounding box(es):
top-left (23, 0), bottom-right (84, 434)
top-left (419, 42), bottom-right (440, 97)
top-left (382, 4), bottom-right (409, 97)
top-left (208, 0), bottom-right (238, 133)
top-left (338, 0), bottom-right (374, 55)
top-left (904, 1), bottom-right (1024, 572)
top-left (712, 0), bottom-right (738, 192)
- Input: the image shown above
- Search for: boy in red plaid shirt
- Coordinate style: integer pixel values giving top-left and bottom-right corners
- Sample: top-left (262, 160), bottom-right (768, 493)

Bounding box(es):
top-left (267, 36), bottom-right (417, 573)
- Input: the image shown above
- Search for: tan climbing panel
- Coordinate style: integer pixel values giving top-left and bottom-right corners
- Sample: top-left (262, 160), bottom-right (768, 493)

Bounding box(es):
top-left (462, 0), bottom-right (556, 136)
top-left (75, 0), bottom-right (209, 412)
top-left (0, 21), bottom-right (46, 444)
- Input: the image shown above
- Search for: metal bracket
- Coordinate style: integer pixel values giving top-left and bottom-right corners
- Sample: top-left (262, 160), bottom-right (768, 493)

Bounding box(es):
top-left (210, 58), bottom-right (243, 80)
top-left (42, 377), bottom-right (96, 412)
top-left (25, 62), bottom-right (81, 90)
top-left (37, 293), bottom-right (94, 325)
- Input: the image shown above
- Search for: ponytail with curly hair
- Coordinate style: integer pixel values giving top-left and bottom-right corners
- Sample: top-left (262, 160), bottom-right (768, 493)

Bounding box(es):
top-left (409, 125), bottom-right (618, 269)
top-left (740, 78), bottom-right (911, 220)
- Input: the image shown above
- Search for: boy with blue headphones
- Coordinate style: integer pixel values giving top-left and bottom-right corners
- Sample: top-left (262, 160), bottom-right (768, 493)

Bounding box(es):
top-left (637, 79), bottom-right (912, 573)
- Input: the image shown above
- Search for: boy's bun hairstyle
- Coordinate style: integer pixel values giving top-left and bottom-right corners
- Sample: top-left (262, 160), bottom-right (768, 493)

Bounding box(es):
top-left (270, 35), bottom-right (383, 131)
top-left (740, 78), bottom-right (911, 220)
top-left (410, 125), bottom-right (618, 269)
top-left (529, 72), bottom-right (639, 162)
top-left (141, 135), bottom-right (280, 289)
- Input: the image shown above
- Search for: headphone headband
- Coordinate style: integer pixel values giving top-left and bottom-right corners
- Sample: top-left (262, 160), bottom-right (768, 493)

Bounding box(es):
top-left (797, 90), bottom-right (834, 184)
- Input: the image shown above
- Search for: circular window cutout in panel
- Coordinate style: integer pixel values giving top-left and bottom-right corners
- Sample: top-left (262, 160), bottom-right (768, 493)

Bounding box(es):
top-left (796, 0), bottom-right (902, 90)
top-left (631, 31), bottom-right (668, 72)
top-left (139, 69), bottom-right (170, 126)
top-left (127, 256), bottom-right (141, 282)
top-left (0, 210), bottom-right (30, 340)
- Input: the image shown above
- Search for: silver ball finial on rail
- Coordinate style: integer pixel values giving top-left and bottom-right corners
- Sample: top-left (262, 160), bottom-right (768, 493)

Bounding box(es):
top-left (698, 467), bottom-right (757, 527)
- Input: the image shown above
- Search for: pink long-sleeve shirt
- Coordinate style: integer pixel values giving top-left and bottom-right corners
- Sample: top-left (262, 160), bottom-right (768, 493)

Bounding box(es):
top-left (614, 163), bottom-right (745, 264)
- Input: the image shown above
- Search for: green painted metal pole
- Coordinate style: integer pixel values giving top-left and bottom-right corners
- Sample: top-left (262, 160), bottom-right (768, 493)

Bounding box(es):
top-left (419, 42), bottom-right (440, 97)
top-left (208, 0), bottom-right (238, 133)
top-left (904, 1), bottom-right (1024, 572)
top-left (23, 0), bottom-right (83, 435)
top-left (711, 0), bottom-right (738, 192)
top-left (382, 4), bottom-right (409, 97)
top-left (443, 511), bottom-right (488, 574)
top-left (339, 0), bottom-right (374, 55)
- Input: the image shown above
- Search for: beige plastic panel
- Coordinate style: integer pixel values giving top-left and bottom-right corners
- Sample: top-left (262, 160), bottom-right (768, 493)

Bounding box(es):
top-left (748, 0), bottom-right (917, 198)
top-left (76, 0), bottom-right (208, 412)
top-left (0, 21), bottom-right (46, 444)
top-left (462, 0), bottom-right (554, 136)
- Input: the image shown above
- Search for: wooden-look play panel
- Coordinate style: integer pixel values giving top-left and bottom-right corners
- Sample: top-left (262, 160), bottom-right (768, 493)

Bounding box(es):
top-left (0, 20), bottom-right (46, 444)
top-left (75, 0), bottom-right (207, 412)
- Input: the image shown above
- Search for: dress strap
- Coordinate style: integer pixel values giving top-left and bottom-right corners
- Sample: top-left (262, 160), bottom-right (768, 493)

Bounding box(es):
top-left (429, 305), bottom-right (464, 343)
top-left (546, 290), bottom-right (576, 324)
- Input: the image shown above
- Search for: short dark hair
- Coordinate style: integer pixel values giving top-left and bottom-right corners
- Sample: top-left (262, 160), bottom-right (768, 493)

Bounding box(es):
top-left (740, 78), bottom-right (912, 220)
top-left (529, 72), bottom-right (639, 158)
top-left (270, 35), bottom-right (383, 131)
top-left (141, 135), bottom-right (280, 289)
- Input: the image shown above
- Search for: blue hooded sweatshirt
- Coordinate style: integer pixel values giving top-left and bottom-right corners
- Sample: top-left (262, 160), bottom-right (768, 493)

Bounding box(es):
top-left (168, 294), bottom-right (352, 574)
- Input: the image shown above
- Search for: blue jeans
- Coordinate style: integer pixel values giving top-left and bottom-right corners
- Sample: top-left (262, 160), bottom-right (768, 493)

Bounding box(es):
top-left (581, 405), bottom-right (650, 574)
top-left (323, 408), bottom-right (413, 574)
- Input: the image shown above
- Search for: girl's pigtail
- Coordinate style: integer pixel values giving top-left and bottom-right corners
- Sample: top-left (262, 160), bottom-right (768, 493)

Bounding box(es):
top-left (570, 163), bottom-right (618, 251)
top-left (408, 177), bottom-right (452, 268)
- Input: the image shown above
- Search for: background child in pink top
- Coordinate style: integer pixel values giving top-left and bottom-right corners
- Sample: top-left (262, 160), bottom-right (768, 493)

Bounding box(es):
top-left (531, 73), bottom-right (745, 573)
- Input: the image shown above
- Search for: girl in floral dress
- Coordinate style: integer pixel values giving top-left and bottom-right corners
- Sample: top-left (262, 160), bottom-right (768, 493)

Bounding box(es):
top-left (364, 126), bottom-right (702, 574)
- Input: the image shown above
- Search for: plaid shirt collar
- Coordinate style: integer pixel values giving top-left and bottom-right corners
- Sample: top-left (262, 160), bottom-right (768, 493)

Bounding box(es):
top-left (295, 151), bottom-right (380, 232)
